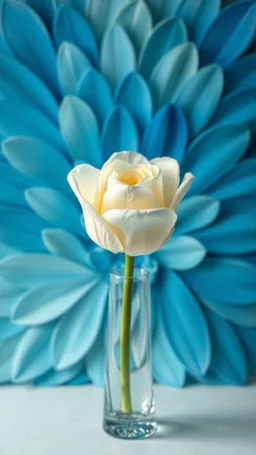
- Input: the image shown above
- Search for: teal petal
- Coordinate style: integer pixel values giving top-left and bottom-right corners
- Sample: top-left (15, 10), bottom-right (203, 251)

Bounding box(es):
top-left (34, 362), bottom-right (84, 386)
top-left (155, 236), bottom-right (206, 271)
top-left (84, 320), bottom-right (107, 388)
top-left (202, 298), bottom-right (256, 328)
top-left (0, 319), bottom-right (24, 342)
top-left (0, 181), bottom-right (27, 209)
top-left (224, 54), bottom-right (256, 96)
top-left (42, 229), bottom-right (89, 264)
top-left (236, 327), bottom-right (256, 374)
top-left (186, 0), bottom-right (220, 47)
top-left (0, 335), bottom-right (21, 383)
top-left (145, 0), bottom-right (182, 23)
top-left (0, 278), bottom-right (25, 318)
top-left (57, 42), bottom-right (92, 95)
top-left (68, 372), bottom-right (90, 385)
top-left (0, 162), bottom-right (37, 189)
top-left (85, 0), bottom-right (128, 42)
top-left (176, 196), bottom-right (220, 235)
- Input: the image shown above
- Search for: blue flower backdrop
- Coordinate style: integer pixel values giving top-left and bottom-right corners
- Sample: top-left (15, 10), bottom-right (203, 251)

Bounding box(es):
top-left (0, 0), bottom-right (256, 387)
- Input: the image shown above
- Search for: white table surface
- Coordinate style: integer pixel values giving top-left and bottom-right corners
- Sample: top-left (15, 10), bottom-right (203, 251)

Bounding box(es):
top-left (0, 383), bottom-right (255, 455)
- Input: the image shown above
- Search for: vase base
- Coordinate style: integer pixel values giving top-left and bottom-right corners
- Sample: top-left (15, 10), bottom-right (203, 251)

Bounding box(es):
top-left (103, 415), bottom-right (157, 440)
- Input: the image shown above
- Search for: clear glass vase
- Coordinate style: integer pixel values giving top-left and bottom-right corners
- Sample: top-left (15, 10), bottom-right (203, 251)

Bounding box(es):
top-left (103, 267), bottom-right (156, 440)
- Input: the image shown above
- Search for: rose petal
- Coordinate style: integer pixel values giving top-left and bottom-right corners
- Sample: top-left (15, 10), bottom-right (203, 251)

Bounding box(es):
top-left (67, 164), bottom-right (100, 205)
top-left (106, 150), bottom-right (149, 166)
top-left (150, 157), bottom-right (180, 206)
top-left (171, 172), bottom-right (195, 212)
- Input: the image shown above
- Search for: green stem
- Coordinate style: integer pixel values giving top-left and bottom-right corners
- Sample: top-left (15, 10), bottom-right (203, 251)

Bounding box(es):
top-left (120, 254), bottom-right (134, 413)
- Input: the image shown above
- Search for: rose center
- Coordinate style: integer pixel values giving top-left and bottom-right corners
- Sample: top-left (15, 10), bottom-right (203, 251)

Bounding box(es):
top-left (118, 165), bottom-right (152, 186)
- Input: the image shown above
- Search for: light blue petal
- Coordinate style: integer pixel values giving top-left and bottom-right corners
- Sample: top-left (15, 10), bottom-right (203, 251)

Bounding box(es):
top-left (188, 0), bottom-right (220, 47)
top-left (12, 325), bottom-right (53, 383)
top-left (139, 17), bottom-right (187, 80)
top-left (1, 0), bottom-right (59, 96)
top-left (84, 320), bottom-right (107, 388)
top-left (68, 372), bottom-right (90, 385)
top-left (0, 278), bottom-right (25, 318)
top-left (101, 106), bottom-right (138, 161)
top-left (176, 196), bottom-right (220, 235)
top-left (205, 309), bottom-right (247, 385)
top-left (115, 72), bottom-right (152, 134)
top-left (141, 104), bottom-right (187, 162)
top-left (155, 236), bottom-right (206, 271)
top-left (3, 137), bottom-right (71, 198)
top-left (161, 270), bottom-right (211, 376)
top-left (0, 162), bottom-right (37, 189)
top-left (57, 42), bottom-right (92, 95)
top-left (182, 124), bottom-right (250, 194)
top-left (202, 298), bottom-right (256, 328)
top-left (175, 64), bottom-right (223, 137)
top-left (59, 95), bottom-right (101, 166)
top-left (12, 279), bottom-right (99, 326)
top-left (42, 229), bottom-right (89, 264)
top-left (145, 0), bottom-right (183, 23)
top-left (0, 182), bottom-right (27, 208)
top-left (199, 1), bottom-right (256, 68)
top-left (224, 54), bottom-right (256, 96)
top-left (53, 5), bottom-right (98, 66)
top-left (100, 24), bottom-right (136, 90)
top-left (0, 241), bottom-right (19, 261)
top-left (0, 334), bottom-right (21, 383)
top-left (182, 257), bottom-right (256, 305)
top-left (51, 281), bottom-right (108, 369)
top-left (206, 159), bottom-right (256, 200)
top-left (0, 319), bottom-right (24, 342)
top-left (34, 362), bottom-right (84, 386)
top-left (85, 0), bottom-right (128, 42)
top-left (0, 56), bottom-right (59, 123)
top-left (116, 0), bottom-right (152, 56)
top-left (85, 247), bottom-right (115, 273)
top-left (195, 197), bottom-right (256, 255)
top-left (236, 327), bottom-right (256, 374)
top-left (77, 69), bottom-right (113, 128)
top-left (25, 187), bottom-right (85, 237)
top-left (149, 42), bottom-right (198, 109)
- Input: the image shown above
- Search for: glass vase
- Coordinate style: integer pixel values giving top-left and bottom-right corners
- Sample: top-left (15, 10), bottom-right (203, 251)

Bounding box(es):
top-left (103, 267), bottom-right (156, 440)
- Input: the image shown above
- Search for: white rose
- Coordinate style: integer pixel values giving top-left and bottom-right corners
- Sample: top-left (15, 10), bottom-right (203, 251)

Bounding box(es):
top-left (67, 151), bottom-right (194, 257)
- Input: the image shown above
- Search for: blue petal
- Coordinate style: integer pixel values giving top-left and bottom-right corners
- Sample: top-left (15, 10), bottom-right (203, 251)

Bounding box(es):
top-left (145, 0), bottom-right (183, 23)
top-left (161, 269), bottom-right (211, 376)
top-left (115, 72), bottom-right (152, 135)
top-left (59, 96), bottom-right (101, 166)
top-left (195, 197), bottom-right (256, 255)
top-left (0, 319), bottom-right (24, 343)
top-left (224, 54), bottom-right (256, 96)
top-left (101, 106), bottom-right (138, 161)
top-left (236, 327), bottom-right (256, 374)
top-left (175, 64), bottom-right (223, 137)
top-left (77, 69), bottom-right (113, 128)
top-left (68, 372), bottom-right (90, 385)
top-left (182, 257), bottom-right (256, 305)
top-left (0, 335), bottom-right (21, 383)
top-left (182, 124), bottom-right (250, 194)
top-left (206, 159), bottom-right (256, 200)
top-left (139, 17), bottom-right (187, 80)
top-left (155, 236), bottom-right (206, 271)
top-left (25, 0), bottom-right (53, 24)
top-left (202, 298), bottom-right (256, 328)
top-left (0, 278), bottom-right (24, 318)
top-left (25, 187), bottom-right (85, 237)
top-left (0, 181), bottom-right (27, 209)
top-left (1, 0), bottom-right (59, 96)
top-left (0, 241), bottom-right (19, 260)
top-left (12, 325), bottom-right (53, 383)
top-left (53, 5), bottom-right (98, 66)
top-left (205, 309), bottom-right (247, 385)
top-left (141, 104), bottom-right (187, 162)
top-left (149, 43), bottom-right (198, 109)
top-left (51, 281), bottom-right (108, 369)
top-left (116, 0), bottom-right (152, 56)
top-left (0, 162), bottom-right (37, 189)
top-left (42, 229), bottom-right (89, 264)
top-left (57, 42), bottom-right (92, 95)
top-left (100, 24), bottom-right (135, 90)
top-left (187, 0), bottom-right (220, 47)
top-left (85, 0), bottom-right (128, 42)
top-left (0, 56), bottom-right (59, 123)
top-left (3, 137), bottom-right (71, 198)
top-left (176, 196), bottom-right (220, 235)
top-left (85, 247), bottom-right (115, 274)
top-left (84, 320), bottom-right (107, 388)
top-left (199, 1), bottom-right (256, 68)
top-left (34, 362), bottom-right (84, 386)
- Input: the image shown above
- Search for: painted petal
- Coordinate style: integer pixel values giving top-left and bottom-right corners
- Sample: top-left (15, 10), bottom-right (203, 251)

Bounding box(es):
top-left (206, 309), bottom-right (247, 385)
top-left (103, 207), bottom-right (177, 256)
top-left (116, 0), bottom-right (152, 56)
top-left (0, 335), bottom-right (21, 383)
top-left (115, 72), bottom-right (152, 135)
top-left (171, 173), bottom-right (194, 212)
top-left (51, 281), bottom-right (108, 369)
top-left (187, 0), bottom-right (220, 47)
top-left (59, 96), bottom-right (101, 166)
top-left (176, 196), bottom-right (220, 235)
top-left (200, 1), bottom-right (256, 67)
top-left (224, 54), bottom-right (256, 96)
top-left (139, 17), bottom-right (187, 80)
top-left (0, 319), bottom-right (24, 343)
top-left (0, 56), bottom-right (58, 122)
top-left (34, 362), bottom-right (84, 386)
top-left (0, 278), bottom-right (25, 318)
top-left (12, 279), bottom-right (99, 326)
top-left (84, 321), bottom-right (107, 387)
top-left (202, 298), bottom-right (256, 328)
top-left (150, 156), bottom-right (180, 206)
top-left (155, 236), bottom-right (206, 271)
top-left (141, 104), bottom-right (188, 163)
top-left (25, 187), bottom-right (85, 237)
top-left (175, 64), bottom-right (223, 137)
top-left (1, 1), bottom-right (59, 95)
top-left (195, 197), bottom-right (256, 255)
top-left (3, 137), bottom-right (71, 197)
top-left (68, 163), bottom-right (100, 205)
top-left (53, 5), bottom-right (98, 66)
top-left (161, 270), bottom-right (211, 375)
top-left (182, 124), bottom-right (250, 195)
top-left (12, 325), bottom-right (53, 383)
top-left (57, 42), bottom-right (92, 95)
top-left (182, 257), bottom-right (256, 305)
top-left (149, 42), bottom-right (198, 109)
top-left (236, 327), bottom-right (256, 374)
top-left (86, 0), bottom-right (128, 42)
top-left (42, 229), bottom-right (89, 263)
top-left (206, 159), bottom-right (256, 200)
top-left (0, 253), bottom-right (92, 286)
top-left (100, 24), bottom-right (135, 90)
top-left (101, 106), bottom-right (139, 162)
top-left (77, 69), bottom-right (113, 128)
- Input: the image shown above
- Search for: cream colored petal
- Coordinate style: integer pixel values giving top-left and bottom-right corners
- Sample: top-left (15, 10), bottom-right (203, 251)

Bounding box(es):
top-left (67, 164), bottom-right (100, 206)
top-left (150, 157), bottom-right (180, 207)
top-left (106, 151), bottom-right (149, 166)
top-left (171, 172), bottom-right (195, 212)
top-left (139, 166), bottom-right (165, 207)
top-left (103, 208), bottom-right (177, 256)
top-left (97, 159), bottom-right (130, 208)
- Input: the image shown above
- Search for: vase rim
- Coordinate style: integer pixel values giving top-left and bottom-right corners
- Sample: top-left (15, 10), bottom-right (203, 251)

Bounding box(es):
top-left (110, 267), bottom-right (149, 279)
